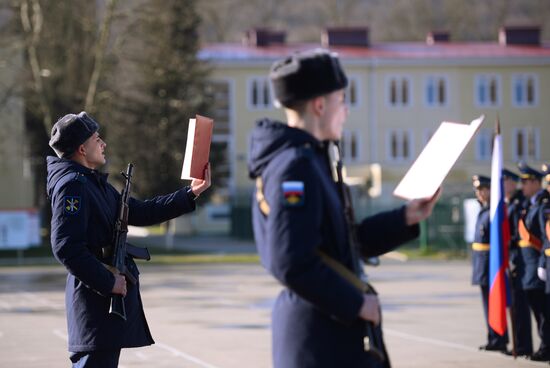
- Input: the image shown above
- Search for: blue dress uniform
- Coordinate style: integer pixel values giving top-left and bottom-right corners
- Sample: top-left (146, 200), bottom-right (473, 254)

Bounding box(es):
top-left (517, 163), bottom-right (550, 361)
top-left (470, 175), bottom-right (508, 351)
top-left (248, 120), bottom-right (419, 368)
top-left (541, 164), bottom-right (550, 295)
top-left (503, 169), bottom-right (533, 355)
top-left (542, 204), bottom-right (550, 295)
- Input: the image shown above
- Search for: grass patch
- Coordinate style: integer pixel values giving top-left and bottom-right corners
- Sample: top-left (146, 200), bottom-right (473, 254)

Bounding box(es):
top-left (0, 245), bottom-right (259, 266)
top-left (0, 245), bottom-right (53, 258)
top-left (142, 253), bottom-right (260, 265)
top-left (398, 247), bottom-right (467, 260)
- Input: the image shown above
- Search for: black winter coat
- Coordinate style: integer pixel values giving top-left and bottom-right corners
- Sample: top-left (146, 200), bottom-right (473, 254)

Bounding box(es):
top-left (519, 190), bottom-right (548, 291)
top-left (47, 157), bottom-right (195, 352)
top-left (248, 120), bottom-right (419, 368)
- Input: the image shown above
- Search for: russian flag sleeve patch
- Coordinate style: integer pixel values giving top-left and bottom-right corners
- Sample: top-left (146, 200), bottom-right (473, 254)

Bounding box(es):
top-left (281, 181), bottom-right (305, 207)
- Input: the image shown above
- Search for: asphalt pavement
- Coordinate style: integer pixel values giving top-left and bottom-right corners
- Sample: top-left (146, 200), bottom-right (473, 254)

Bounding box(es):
top-left (0, 257), bottom-right (548, 367)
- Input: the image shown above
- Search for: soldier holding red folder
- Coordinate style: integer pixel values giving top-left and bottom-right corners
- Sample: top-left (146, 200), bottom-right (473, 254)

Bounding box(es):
top-left (47, 112), bottom-right (211, 368)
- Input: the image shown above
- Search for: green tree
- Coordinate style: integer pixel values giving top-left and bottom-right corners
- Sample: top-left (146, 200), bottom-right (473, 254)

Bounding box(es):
top-left (107, 0), bottom-right (212, 199)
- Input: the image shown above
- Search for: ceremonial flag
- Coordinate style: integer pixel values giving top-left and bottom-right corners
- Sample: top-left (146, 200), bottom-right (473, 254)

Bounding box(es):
top-left (488, 120), bottom-right (510, 335)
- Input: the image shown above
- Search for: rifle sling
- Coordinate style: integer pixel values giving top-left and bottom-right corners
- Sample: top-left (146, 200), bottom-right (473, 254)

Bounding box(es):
top-left (317, 250), bottom-right (371, 294)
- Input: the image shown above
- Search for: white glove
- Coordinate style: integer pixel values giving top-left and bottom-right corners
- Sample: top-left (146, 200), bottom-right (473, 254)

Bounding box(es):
top-left (537, 267), bottom-right (547, 281)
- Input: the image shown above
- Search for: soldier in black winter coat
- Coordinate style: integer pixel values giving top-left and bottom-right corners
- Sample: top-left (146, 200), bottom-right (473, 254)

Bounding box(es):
top-left (502, 168), bottom-right (532, 356)
top-left (517, 163), bottom-right (550, 361)
top-left (47, 112), bottom-right (211, 367)
top-left (248, 49), bottom-right (440, 368)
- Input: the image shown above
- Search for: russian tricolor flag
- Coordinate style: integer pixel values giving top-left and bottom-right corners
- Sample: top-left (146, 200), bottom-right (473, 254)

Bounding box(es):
top-left (488, 120), bottom-right (510, 335)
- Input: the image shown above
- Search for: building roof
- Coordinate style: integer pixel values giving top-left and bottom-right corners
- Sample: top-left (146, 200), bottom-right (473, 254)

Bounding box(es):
top-left (199, 41), bottom-right (550, 65)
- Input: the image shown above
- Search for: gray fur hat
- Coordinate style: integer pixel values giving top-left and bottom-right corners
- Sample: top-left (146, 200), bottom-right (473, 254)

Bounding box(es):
top-left (49, 112), bottom-right (99, 158)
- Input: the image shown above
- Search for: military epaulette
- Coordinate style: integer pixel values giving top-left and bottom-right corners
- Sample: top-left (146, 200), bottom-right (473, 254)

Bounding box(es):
top-left (538, 190), bottom-right (550, 204)
top-left (65, 172), bottom-right (87, 185)
top-left (48, 172), bottom-right (87, 202)
top-left (74, 173), bottom-right (87, 184)
top-left (298, 142), bottom-right (315, 159)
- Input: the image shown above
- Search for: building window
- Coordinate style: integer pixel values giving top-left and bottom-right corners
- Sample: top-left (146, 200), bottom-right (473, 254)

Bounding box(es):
top-left (387, 76), bottom-right (411, 107)
top-left (512, 74), bottom-right (538, 107)
top-left (248, 77), bottom-right (272, 109)
top-left (475, 128), bottom-right (493, 161)
top-left (475, 74), bottom-right (501, 107)
top-left (425, 76), bottom-right (448, 107)
top-left (340, 130), bottom-right (361, 162)
top-left (344, 76), bottom-right (361, 108)
top-left (205, 79), bottom-right (233, 198)
top-left (387, 129), bottom-right (413, 162)
top-left (206, 80), bottom-right (231, 135)
top-left (513, 127), bottom-right (540, 161)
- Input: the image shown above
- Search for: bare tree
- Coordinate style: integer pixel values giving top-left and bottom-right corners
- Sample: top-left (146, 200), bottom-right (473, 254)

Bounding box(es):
top-left (19, 0), bottom-right (52, 132)
top-left (84, 0), bottom-right (118, 113)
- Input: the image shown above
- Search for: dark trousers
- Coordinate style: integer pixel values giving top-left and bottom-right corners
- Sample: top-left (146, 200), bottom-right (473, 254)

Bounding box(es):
top-left (510, 274), bottom-right (533, 354)
top-left (480, 285), bottom-right (508, 347)
top-left (525, 289), bottom-right (550, 351)
top-left (70, 350), bottom-right (121, 368)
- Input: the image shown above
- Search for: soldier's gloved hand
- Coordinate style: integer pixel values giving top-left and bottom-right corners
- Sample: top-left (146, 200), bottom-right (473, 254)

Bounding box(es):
top-left (405, 187), bottom-right (442, 225)
top-left (359, 294), bottom-right (380, 326)
top-left (537, 267), bottom-right (547, 281)
top-left (190, 162), bottom-right (212, 197)
top-left (112, 274), bottom-right (127, 297)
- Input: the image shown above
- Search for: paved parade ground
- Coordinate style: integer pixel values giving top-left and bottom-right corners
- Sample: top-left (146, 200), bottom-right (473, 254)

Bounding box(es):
top-left (0, 258), bottom-right (548, 368)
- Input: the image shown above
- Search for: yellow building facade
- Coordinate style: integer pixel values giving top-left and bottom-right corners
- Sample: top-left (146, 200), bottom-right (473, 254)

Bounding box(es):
top-left (201, 27), bottom-right (550, 207)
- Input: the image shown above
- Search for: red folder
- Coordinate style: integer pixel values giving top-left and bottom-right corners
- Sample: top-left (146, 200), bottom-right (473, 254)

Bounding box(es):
top-left (181, 115), bottom-right (213, 180)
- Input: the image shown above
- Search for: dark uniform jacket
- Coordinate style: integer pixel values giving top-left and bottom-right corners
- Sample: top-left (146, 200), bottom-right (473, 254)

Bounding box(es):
top-left (46, 157), bottom-right (195, 352)
top-left (248, 119), bottom-right (419, 368)
top-left (518, 190), bottom-right (549, 291)
top-left (508, 190), bottom-right (525, 274)
top-left (540, 200), bottom-right (550, 294)
top-left (471, 204), bottom-right (490, 286)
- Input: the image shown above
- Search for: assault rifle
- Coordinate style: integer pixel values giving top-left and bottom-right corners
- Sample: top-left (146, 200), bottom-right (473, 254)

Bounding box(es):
top-left (330, 142), bottom-right (387, 364)
top-left (104, 163), bottom-right (150, 321)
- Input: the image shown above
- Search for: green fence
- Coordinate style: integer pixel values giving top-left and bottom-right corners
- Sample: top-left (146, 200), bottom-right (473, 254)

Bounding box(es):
top-left (230, 190), bottom-right (472, 254)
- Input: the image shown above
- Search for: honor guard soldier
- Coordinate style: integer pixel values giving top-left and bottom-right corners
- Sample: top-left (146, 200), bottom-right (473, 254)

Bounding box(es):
top-left (539, 164), bottom-right (550, 294)
top-left (502, 168), bottom-right (533, 356)
top-left (517, 162), bottom-right (550, 361)
top-left (47, 112), bottom-right (211, 368)
top-left (248, 48), bottom-right (440, 368)
top-left (471, 175), bottom-right (508, 352)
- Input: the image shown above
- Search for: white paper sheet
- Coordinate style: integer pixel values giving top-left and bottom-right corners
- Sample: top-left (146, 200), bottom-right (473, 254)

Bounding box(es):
top-left (393, 115), bottom-right (485, 200)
